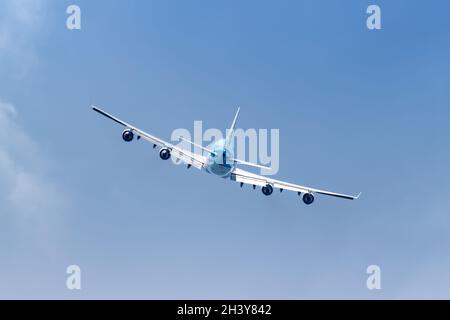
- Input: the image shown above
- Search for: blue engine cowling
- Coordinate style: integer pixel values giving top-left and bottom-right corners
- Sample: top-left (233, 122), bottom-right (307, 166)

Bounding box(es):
top-left (122, 129), bottom-right (134, 142)
top-left (159, 148), bottom-right (171, 160)
top-left (262, 184), bottom-right (273, 196)
top-left (303, 193), bottom-right (315, 205)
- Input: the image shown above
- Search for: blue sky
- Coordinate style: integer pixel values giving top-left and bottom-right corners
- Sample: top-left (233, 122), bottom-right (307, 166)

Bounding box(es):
top-left (1, 0), bottom-right (450, 299)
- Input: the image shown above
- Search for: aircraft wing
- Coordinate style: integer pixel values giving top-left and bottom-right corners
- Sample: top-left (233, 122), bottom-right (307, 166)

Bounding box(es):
top-left (92, 106), bottom-right (207, 170)
top-left (231, 167), bottom-right (361, 200)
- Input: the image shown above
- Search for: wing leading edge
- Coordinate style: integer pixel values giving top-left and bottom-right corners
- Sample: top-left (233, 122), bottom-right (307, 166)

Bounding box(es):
top-left (231, 167), bottom-right (361, 200)
top-left (92, 106), bottom-right (207, 170)
top-left (92, 106), bottom-right (361, 203)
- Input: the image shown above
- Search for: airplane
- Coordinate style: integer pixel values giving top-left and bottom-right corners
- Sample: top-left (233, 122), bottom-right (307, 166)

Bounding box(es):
top-left (92, 106), bottom-right (361, 205)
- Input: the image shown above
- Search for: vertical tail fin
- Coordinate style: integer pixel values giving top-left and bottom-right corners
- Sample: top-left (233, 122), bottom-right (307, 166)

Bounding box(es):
top-left (226, 107), bottom-right (240, 148)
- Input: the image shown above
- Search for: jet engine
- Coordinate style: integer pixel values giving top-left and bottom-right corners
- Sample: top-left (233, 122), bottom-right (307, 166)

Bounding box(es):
top-left (262, 184), bottom-right (274, 196)
top-left (122, 129), bottom-right (134, 142)
top-left (159, 148), bottom-right (171, 160)
top-left (303, 193), bottom-right (315, 205)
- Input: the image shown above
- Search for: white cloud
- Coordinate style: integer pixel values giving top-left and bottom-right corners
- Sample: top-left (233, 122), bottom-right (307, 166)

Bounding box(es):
top-left (5, 0), bottom-right (47, 26)
top-left (0, 2), bottom-right (65, 254)
top-left (0, 100), bottom-right (63, 218)
top-left (0, 0), bottom-right (48, 75)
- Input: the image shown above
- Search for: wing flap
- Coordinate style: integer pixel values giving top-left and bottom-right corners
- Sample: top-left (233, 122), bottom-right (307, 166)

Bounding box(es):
top-left (92, 105), bottom-right (207, 170)
top-left (231, 171), bottom-right (267, 187)
top-left (272, 182), bottom-right (308, 193)
top-left (131, 127), bottom-right (166, 148)
top-left (232, 168), bottom-right (360, 200)
top-left (170, 146), bottom-right (206, 170)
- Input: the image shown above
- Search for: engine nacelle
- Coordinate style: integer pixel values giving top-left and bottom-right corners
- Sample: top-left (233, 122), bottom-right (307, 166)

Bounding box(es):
top-left (159, 148), bottom-right (171, 160)
top-left (262, 184), bottom-right (273, 196)
top-left (122, 129), bottom-right (134, 142)
top-left (303, 193), bottom-right (315, 205)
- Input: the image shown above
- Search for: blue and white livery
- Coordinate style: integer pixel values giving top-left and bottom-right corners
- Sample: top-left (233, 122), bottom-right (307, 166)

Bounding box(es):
top-left (92, 106), bottom-right (361, 205)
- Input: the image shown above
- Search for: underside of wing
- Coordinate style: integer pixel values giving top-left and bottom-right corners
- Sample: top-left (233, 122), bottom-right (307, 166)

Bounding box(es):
top-left (231, 167), bottom-right (361, 204)
top-left (92, 106), bottom-right (207, 170)
top-left (94, 105), bottom-right (360, 205)
top-left (170, 145), bottom-right (207, 170)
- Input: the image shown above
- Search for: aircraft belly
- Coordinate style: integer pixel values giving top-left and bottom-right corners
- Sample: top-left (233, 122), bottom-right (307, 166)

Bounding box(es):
top-left (207, 163), bottom-right (232, 178)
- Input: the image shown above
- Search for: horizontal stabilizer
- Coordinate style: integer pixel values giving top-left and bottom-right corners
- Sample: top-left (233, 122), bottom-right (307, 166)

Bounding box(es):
top-left (232, 158), bottom-right (271, 170)
top-left (178, 136), bottom-right (216, 156)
